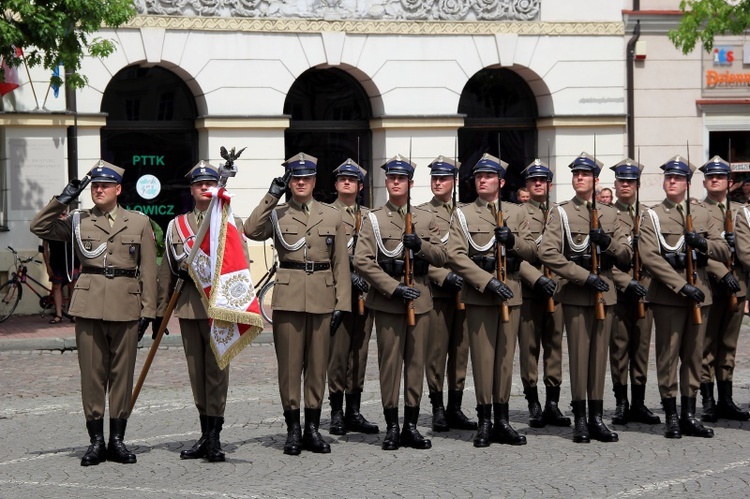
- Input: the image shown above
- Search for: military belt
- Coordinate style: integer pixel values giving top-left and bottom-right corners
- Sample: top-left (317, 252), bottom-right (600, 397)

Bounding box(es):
top-left (82, 266), bottom-right (138, 278)
top-left (280, 261), bottom-right (331, 273)
top-left (568, 253), bottom-right (615, 271)
top-left (379, 258), bottom-right (429, 277)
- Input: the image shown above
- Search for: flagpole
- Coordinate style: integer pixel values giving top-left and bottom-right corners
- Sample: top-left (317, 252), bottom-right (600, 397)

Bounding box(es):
top-left (130, 147), bottom-right (243, 412)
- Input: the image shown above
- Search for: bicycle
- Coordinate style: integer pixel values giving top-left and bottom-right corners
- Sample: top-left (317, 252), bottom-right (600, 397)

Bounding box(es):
top-left (254, 242), bottom-right (277, 325)
top-left (0, 246), bottom-right (56, 322)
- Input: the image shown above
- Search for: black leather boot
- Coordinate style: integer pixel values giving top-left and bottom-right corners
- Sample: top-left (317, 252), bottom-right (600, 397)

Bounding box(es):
top-left (680, 396), bottom-right (714, 438)
top-left (491, 403), bottom-right (526, 446)
top-left (524, 386), bottom-right (544, 428)
top-left (716, 380), bottom-right (750, 421)
top-left (329, 391), bottom-right (346, 435)
top-left (445, 390), bottom-right (478, 430)
top-left (429, 391), bottom-right (449, 432)
top-left (542, 386), bottom-right (571, 427)
top-left (571, 400), bottom-right (590, 443)
top-left (662, 397), bottom-right (681, 439)
top-left (107, 418), bottom-right (136, 464)
top-left (611, 384), bottom-right (629, 425)
top-left (283, 409), bottom-right (302, 455)
top-left (473, 404), bottom-right (493, 448)
top-left (588, 400), bottom-right (618, 442)
top-left (302, 408), bottom-right (331, 453)
top-left (401, 406), bottom-right (431, 449)
top-left (344, 392), bottom-right (379, 434)
top-left (205, 416), bottom-right (225, 462)
top-left (382, 407), bottom-right (400, 451)
top-left (630, 384), bottom-right (661, 424)
top-left (181, 415), bottom-right (208, 459)
top-left (700, 382), bottom-right (718, 422)
top-left (81, 418), bottom-right (106, 466)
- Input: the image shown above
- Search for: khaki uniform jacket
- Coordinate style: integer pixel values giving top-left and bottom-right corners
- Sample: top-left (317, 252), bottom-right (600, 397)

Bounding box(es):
top-left (611, 200), bottom-right (652, 297)
top-left (517, 199), bottom-right (558, 298)
top-left (418, 197), bottom-right (455, 299)
top-left (245, 193), bottom-right (351, 314)
top-left (639, 199), bottom-right (730, 307)
top-left (735, 205), bottom-right (750, 275)
top-left (30, 198), bottom-right (157, 321)
top-left (447, 199), bottom-right (536, 307)
top-left (157, 212), bottom-right (250, 319)
top-left (354, 200), bottom-right (447, 315)
top-left (703, 198), bottom-right (747, 298)
top-left (538, 197), bottom-right (632, 307)
top-left (332, 198), bottom-right (369, 264)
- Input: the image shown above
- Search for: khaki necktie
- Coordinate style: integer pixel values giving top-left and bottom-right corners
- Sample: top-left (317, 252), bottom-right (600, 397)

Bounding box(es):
top-left (196, 211), bottom-right (204, 226)
top-left (107, 213), bottom-right (115, 228)
top-left (628, 205), bottom-right (635, 221)
top-left (718, 203), bottom-right (726, 217)
top-left (488, 203), bottom-right (496, 219)
top-left (676, 203), bottom-right (685, 224)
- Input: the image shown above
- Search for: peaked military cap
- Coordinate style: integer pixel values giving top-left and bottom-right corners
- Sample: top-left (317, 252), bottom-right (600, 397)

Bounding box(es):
top-left (569, 152), bottom-right (603, 177)
top-left (333, 158), bottom-right (367, 182)
top-left (381, 154), bottom-right (416, 178)
top-left (428, 156), bottom-right (459, 176)
top-left (283, 152), bottom-right (318, 177)
top-left (699, 155), bottom-right (731, 176)
top-left (472, 153), bottom-right (508, 177)
top-left (660, 155), bottom-right (696, 178)
top-left (610, 158), bottom-right (644, 180)
top-left (522, 159), bottom-right (553, 181)
top-left (185, 160), bottom-right (220, 184)
top-left (88, 160), bottom-right (124, 184)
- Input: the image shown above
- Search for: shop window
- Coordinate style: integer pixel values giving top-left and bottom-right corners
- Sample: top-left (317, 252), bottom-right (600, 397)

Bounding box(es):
top-left (284, 68), bottom-right (372, 205)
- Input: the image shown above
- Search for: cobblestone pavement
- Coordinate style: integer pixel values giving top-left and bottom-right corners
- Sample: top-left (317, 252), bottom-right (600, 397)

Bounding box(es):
top-left (1, 328), bottom-right (750, 498)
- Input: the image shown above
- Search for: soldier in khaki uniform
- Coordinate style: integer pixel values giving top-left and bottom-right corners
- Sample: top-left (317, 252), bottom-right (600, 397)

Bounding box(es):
top-left (516, 160), bottom-right (570, 428)
top-left (538, 153), bottom-right (631, 444)
top-left (733, 198), bottom-right (750, 414)
top-left (418, 156), bottom-right (477, 433)
top-left (697, 156), bottom-right (749, 422)
top-left (327, 159), bottom-right (379, 436)
top-left (354, 155), bottom-right (447, 451)
top-left (447, 154), bottom-right (536, 447)
top-left (245, 153), bottom-right (351, 455)
top-left (30, 161), bottom-right (157, 466)
top-left (639, 156), bottom-right (730, 439)
top-left (608, 159), bottom-right (661, 426)
top-left (157, 161), bottom-right (251, 462)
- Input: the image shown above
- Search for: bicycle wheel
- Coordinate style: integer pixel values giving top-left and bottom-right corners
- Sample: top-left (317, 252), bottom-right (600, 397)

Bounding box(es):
top-left (0, 281), bottom-right (22, 323)
top-left (258, 280), bottom-right (274, 325)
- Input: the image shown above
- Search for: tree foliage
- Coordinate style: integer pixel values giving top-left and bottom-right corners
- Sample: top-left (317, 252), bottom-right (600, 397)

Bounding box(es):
top-left (669, 0), bottom-right (750, 54)
top-left (0, 0), bottom-right (136, 89)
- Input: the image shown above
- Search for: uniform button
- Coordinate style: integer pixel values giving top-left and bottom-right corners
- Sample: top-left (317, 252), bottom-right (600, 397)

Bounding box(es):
top-left (307, 232), bottom-right (311, 236)
top-left (307, 245), bottom-right (311, 249)
top-left (109, 238), bottom-right (114, 242)
top-left (109, 250), bottom-right (113, 255)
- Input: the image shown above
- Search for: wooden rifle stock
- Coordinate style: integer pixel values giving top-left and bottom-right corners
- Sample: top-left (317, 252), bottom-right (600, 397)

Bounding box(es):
top-left (404, 211), bottom-right (416, 326)
top-left (632, 207), bottom-right (646, 319)
top-left (542, 206), bottom-right (556, 314)
top-left (354, 208), bottom-right (366, 316)
top-left (684, 213), bottom-right (703, 325)
top-left (496, 209), bottom-right (510, 323)
top-left (589, 205), bottom-right (606, 320)
top-left (725, 203), bottom-right (739, 313)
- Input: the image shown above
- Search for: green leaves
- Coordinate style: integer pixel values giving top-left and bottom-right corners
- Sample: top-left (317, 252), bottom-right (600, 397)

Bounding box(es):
top-left (0, 0), bottom-right (135, 89)
top-left (669, 0), bottom-right (750, 54)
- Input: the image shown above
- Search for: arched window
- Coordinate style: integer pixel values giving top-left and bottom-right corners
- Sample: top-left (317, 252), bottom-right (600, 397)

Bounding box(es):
top-left (458, 68), bottom-right (538, 202)
top-left (284, 68), bottom-right (372, 204)
top-left (100, 66), bottom-right (198, 229)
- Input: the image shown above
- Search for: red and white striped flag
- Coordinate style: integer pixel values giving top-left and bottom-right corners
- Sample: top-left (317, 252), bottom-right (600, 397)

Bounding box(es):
top-left (0, 47), bottom-right (23, 96)
top-left (189, 186), bottom-right (263, 369)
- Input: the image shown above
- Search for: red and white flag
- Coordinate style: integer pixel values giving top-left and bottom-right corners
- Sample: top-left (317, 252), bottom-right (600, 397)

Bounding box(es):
top-left (189, 186), bottom-right (263, 369)
top-left (0, 47), bottom-right (23, 96)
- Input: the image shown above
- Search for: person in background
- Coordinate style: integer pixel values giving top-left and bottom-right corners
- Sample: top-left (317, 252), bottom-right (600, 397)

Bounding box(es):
top-left (516, 187), bottom-right (530, 203)
top-left (599, 188), bottom-right (613, 206)
top-left (43, 212), bottom-right (81, 323)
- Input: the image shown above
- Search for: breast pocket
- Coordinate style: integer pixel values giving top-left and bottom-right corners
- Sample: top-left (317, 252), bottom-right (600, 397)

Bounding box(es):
top-left (381, 231), bottom-right (403, 253)
top-left (122, 234), bottom-right (141, 259)
top-left (468, 228), bottom-right (491, 247)
top-left (78, 234), bottom-right (101, 256)
top-left (318, 226), bottom-right (336, 255)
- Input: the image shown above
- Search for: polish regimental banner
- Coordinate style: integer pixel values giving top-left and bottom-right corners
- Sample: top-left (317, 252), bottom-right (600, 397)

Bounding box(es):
top-left (189, 187), bottom-right (263, 369)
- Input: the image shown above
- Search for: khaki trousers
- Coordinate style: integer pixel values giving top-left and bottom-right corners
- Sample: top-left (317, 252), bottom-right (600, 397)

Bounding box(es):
top-left (518, 298), bottom-right (564, 389)
top-left (609, 301), bottom-right (654, 387)
top-left (563, 305), bottom-right (612, 401)
top-left (652, 304), bottom-right (710, 398)
top-left (180, 318), bottom-right (229, 417)
top-left (273, 311), bottom-right (331, 411)
top-left (467, 304), bottom-right (519, 405)
top-left (374, 310), bottom-right (429, 409)
top-left (426, 297), bottom-right (469, 393)
top-left (702, 295), bottom-right (745, 383)
top-left (328, 306), bottom-right (374, 394)
top-left (75, 318), bottom-right (138, 421)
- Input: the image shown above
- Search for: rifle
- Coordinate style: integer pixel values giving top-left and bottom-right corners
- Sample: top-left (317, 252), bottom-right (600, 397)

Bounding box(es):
top-left (453, 139), bottom-right (465, 311)
top-left (404, 147), bottom-right (416, 327)
top-left (496, 200), bottom-right (510, 323)
top-left (131, 146), bottom-right (243, 411)
top-left (633, 152), bottom-right (646, 319)
top-left (543, 144), bottom-right (556, 314)
top-left (589, 192), bottom-right (606, 320)
top-left (724, 140), bottom-right (739, 312)
top-left (354, 196), bottom-right (366, 316)
top-left (685, 147), bottom-right (702, 325)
